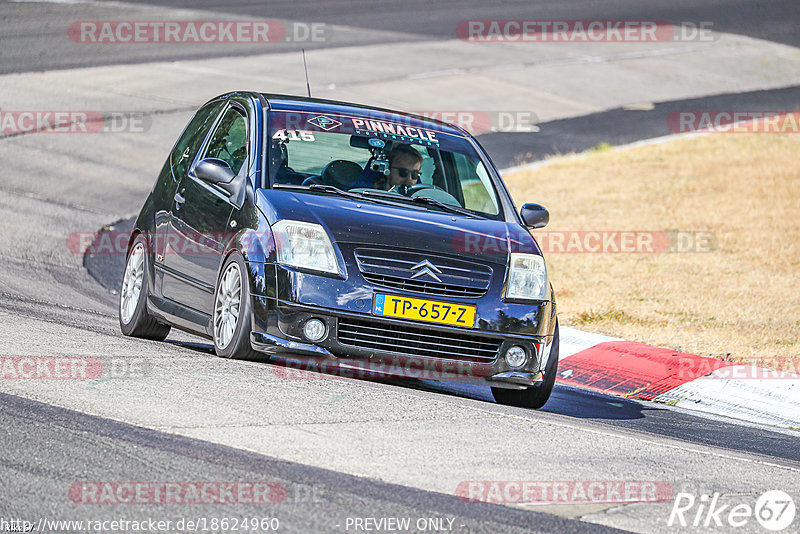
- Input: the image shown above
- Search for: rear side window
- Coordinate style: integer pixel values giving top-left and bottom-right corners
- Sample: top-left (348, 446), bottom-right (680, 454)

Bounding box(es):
top-left (170, 100), bottom-right (225, 180)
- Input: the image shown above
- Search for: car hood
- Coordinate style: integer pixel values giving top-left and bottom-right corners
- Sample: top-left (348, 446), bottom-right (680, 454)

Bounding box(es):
top-left (257, 189), bottom-right (541, 266)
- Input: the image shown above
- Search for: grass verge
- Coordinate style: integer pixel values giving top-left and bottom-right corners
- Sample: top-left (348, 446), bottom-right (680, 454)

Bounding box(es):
top-left (504, 133), bottom-right (799, 369)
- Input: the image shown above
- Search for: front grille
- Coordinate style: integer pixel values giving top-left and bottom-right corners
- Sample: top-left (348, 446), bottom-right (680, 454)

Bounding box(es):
top-left (354, 248), bottom-right (493, 299)
top-left (337, 317), bottom-right (501, 364)
top-left (360, 272), bottom-right (487, 298)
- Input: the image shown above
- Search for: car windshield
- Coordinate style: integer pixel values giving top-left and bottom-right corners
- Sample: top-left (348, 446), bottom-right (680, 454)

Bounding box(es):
top-left (266, 110), bottom-right (502, 218)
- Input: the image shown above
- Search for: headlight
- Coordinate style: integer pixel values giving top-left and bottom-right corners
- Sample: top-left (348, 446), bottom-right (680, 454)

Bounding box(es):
top-left (504, 253), bottom-right (547, 300)
top-left (272, 220), bottom-right (340, 275)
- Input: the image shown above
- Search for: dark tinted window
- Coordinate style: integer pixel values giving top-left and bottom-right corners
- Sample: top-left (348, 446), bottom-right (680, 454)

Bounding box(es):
top-left (170, 100), bottom-right (225, 179)
top-left (203, 107), bottom-right (248, 175)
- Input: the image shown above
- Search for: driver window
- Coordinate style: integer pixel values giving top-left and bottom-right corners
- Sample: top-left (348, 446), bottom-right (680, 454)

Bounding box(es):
top-left (418, 149), bottom-right (436, 185)
top-left (204, 107), bottom-right (248, 175)
top-left (452, 153), bottom-right (499, 215)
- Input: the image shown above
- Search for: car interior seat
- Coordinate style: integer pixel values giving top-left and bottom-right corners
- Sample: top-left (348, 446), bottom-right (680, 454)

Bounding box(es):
top-left (302, 160), bottom-right (362, 189)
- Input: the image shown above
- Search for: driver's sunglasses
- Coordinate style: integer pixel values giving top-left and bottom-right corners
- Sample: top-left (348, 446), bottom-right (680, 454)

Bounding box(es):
top-left (391, 166), bottom-right (422, 179)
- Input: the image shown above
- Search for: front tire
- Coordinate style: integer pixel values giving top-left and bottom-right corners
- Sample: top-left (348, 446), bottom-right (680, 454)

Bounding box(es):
top-left (492, 321), bottom-right (560, 409)
top-left (212, 252), bottom-right (259, 360)
top-left (119, 234), bottom-right (171, 341)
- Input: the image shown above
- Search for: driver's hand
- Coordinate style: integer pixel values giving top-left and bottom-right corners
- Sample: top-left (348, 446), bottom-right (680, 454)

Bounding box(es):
top-left (389, 184), bottom-right (410, 196)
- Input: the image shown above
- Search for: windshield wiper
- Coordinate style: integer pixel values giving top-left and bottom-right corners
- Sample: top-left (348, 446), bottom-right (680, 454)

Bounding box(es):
top-left (273, 183), bottom-right (411, 208)
top-left (274, 183), bottom-right (361, 200)
top-left (361, 190), bottom-right (482, 219)
top-left (407, 195), bottom-right (484, 218)
top-left (275, 184), bottom-right (484, 218)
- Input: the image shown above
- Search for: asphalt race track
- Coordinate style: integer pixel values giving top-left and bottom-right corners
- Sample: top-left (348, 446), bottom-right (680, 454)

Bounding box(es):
top-left (1, 1), bottom-right (799, 533)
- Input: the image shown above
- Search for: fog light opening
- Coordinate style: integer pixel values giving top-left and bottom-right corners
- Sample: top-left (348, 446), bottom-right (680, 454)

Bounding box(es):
top-left (303, 318), bottom-right (327, 342)
top-left (505, 345), bottom-right (527, 368)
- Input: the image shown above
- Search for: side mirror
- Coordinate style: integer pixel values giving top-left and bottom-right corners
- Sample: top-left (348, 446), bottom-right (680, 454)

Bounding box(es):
top-left (520, 203), bottom-right (549, 229)
top-left (194, 158), bottom-right (235, 186)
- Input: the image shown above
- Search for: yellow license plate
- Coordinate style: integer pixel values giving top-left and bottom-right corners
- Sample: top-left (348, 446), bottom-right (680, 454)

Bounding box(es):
top-left (373, 294), bottom-right (476, 328)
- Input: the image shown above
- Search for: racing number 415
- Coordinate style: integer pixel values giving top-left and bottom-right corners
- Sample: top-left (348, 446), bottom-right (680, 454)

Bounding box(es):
top-left (272, 130), bottom-right (315, 142)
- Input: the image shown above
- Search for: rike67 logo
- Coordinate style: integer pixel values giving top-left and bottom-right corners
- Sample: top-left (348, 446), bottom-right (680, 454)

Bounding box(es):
top-left (669, 490), bottom-right (796, 531)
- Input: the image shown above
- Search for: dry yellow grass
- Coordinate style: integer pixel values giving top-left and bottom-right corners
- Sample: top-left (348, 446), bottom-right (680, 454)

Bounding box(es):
top-left (504, 134), bottom-right (800, 369)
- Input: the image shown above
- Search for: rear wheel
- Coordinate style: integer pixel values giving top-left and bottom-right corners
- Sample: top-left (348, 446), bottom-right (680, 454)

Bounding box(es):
top-left (212, 252), bottom-right (260, 360)
top-left (492, 321), bottom-right (560, 409)
top-left (119, 235), bottom-right (171, 341)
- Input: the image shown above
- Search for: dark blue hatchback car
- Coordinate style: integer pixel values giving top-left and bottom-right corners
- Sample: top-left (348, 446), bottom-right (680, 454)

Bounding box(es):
top-left (119, 92), bottom-right (559, 408)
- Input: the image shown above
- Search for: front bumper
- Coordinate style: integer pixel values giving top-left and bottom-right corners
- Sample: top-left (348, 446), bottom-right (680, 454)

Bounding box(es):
top-left (251, 323), bottom-right (547, 389)
top-left (486, 371), bottom-right (545, 387)
top-left (248, 262), bottom-right (556, 389)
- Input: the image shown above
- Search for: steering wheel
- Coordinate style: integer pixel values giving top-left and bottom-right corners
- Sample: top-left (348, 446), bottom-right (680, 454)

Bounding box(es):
top-left (406, 183), bottom-right (441, 195)
top-left (406, 183), bottom-right (462, 207)
top-left (388, 183), bottom-right (441, 196)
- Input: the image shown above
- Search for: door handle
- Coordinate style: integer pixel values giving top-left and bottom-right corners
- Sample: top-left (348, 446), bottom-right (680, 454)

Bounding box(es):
top-left (174, 189), bottom-right (186, 205)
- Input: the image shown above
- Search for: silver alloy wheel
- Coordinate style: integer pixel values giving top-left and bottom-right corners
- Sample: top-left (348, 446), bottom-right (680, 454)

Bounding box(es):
top-left (214, 262), bottom-right (242, 350)
top-left (120, 242), bottom-right (145, 324)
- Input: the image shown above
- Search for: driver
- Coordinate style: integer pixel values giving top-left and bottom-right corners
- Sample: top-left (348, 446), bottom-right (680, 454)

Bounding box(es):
top-left (385, 144), bottom-right (423, 190)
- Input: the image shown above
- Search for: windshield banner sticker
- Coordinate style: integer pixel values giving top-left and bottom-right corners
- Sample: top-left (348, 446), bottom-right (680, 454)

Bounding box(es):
top-left (270, 111), bottom-right (475, 153)
top-left (349, 118), bottom-right (439, 146)
top-left (307, 115), bottom-right (341, 131)
top-left (273, 112), bottom-right (442, 145)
